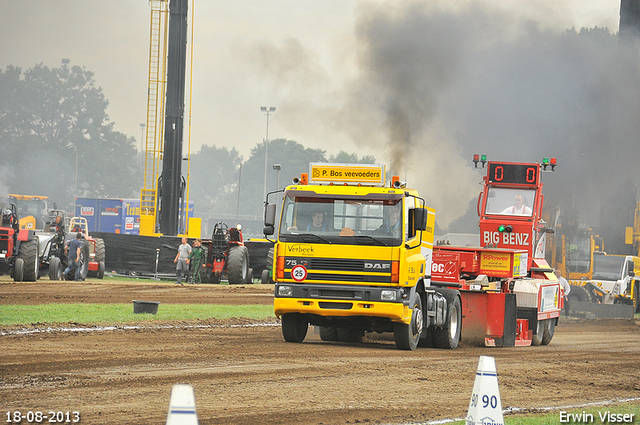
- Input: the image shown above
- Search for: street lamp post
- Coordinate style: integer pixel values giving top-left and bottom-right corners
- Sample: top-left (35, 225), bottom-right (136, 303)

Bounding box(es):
top-left (139, 123), bottom-right (146, 154)
top-left (260, 106), bottom-right (276, 200)
top-left (272, 164), bottom-right (281, 190)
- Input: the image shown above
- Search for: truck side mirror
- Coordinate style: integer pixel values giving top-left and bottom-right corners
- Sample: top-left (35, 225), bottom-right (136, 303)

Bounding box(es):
top-left (264, 203), bottom-right (276, 236)
top-left (413, 208), bottom-right (427, 231)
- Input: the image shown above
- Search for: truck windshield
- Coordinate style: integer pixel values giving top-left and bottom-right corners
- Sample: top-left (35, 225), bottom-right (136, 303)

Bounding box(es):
top-left (484, 188), bottom-right (535, 217)
top-left (592, 255), bottom-right (625, 281)
top-left (279, 191), bottom-right (403, 246)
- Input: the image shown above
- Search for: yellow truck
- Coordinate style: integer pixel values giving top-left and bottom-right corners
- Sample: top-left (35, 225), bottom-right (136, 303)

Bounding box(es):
top-left (262, 163), bottom-right (460, 350)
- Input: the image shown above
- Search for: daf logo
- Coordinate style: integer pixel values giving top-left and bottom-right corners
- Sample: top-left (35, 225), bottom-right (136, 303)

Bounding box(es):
top-left (364, 262), bottom-right (391, 270)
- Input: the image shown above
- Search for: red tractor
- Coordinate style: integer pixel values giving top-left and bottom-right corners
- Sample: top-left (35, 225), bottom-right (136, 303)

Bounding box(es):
top-left (0, 203), bottom-right (40, 281)
top-left (203, 222), bottom-right (252, 284)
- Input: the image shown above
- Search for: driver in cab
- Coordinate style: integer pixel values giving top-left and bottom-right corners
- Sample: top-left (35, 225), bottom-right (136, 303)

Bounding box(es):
top-left (500, 194), bottom-right (532, 215)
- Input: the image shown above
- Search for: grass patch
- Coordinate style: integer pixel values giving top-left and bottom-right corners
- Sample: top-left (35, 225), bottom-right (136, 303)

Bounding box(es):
top-left (0, 303), bottom-right (274, 326)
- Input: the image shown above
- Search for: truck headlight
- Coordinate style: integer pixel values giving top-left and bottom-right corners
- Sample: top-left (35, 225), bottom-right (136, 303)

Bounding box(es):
top-left (381, 290), bottom-right (397, 301)
top-left (278, 285), bottom-right (293, 296)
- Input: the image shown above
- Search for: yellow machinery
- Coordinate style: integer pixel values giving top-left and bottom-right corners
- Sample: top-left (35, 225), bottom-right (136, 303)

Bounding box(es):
top-left (625, 201), bottom-right (640, 257)
top-left (139, 0), bottom-right (199, 238)
top-left (8, 194), bottom-right (52, 231)
top-left (139, 0), bottom-right (169, 237)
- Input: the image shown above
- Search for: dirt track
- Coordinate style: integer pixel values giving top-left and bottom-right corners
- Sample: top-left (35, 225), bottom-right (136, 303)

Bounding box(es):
top-left (1, 278), bottom-right (640, 424)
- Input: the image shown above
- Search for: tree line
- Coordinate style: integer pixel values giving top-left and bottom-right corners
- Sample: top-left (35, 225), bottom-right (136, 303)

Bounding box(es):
top-left (0, 63), bottom-right (374, 223)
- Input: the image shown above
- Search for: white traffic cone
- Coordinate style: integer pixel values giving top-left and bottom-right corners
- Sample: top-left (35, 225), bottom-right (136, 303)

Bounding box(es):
top-left (166, 384), bottom-right (199, 425)
top-left (465, 356), bottom-right (504, 425)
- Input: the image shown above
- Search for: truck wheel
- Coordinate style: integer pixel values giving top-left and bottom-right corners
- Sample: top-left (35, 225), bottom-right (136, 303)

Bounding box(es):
top-left (281, 313), bottom-right (308, 343)
top-left (261, 269), bottom-right (270, 284)
top-left (13, 258), bottom-right (24, 282)
top-left (433, 295), bottom-right (462, 349)
top-left (337, 327), bottom-right (364, 343)
top-left (531, 319), bottom-right (544, 346)
top-left (49, 257), bottom-right (62, 280)
top-left (18, 239), bottom-right (39, 282)
top-left (319, 326), bottom-right (338, 341)
top-left (541, 319), bottom-right (555, 345)
top-left (97, 261), bottom-right (105, 279)
top-left (394, 293), bottom-right (423, 350)
top-left (227, 245), bottom-right (249, 284)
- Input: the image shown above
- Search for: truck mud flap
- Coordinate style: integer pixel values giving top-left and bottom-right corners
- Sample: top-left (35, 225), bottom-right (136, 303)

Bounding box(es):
top-left (459, 291), bottom-right (517, 347)
top-left (566, 301), bottom-right (635, 319)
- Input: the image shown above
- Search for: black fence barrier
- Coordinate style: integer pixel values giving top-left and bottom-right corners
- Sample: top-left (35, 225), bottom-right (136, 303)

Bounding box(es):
top-left (92, 232), bottom-right (273, 276)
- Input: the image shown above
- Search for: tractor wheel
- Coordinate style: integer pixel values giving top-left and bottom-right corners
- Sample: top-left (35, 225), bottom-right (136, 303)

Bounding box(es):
top-left (245, 268), bottom-right (253, 284)
top-left (635, 282), bottom-right (640, 314)
top-left (394, 293), bottom-right (423, 350)
top-left (94, 238), bottom-right (106, 263)
top-left (18, 239), bottom-right (39, 282)
top-left (227, 245), bottom-right (249, 284)
top-left (542, 319), bottom-right (555, 345)
top-left (281, 313), bottom-right (308, 343)
top-left (261, 269), bottom-right (270, 284)
top-left (97, 261), bottom-right (105, 279)
top-left (531, 319), bottom-right (544, 346)
top-left (49, 257), bottom-right (62, 280)
top-left (13, 258), bottom-right (24, 282)
top-left (433, 295), bottom-right (462, 349)
top-left (567, 285), bottom-right (591, 303)
top-left (319, 326), bottom-right (339, 341)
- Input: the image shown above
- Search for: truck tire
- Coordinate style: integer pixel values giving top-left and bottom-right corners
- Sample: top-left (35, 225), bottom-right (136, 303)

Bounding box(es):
top-left (337, 327), bottom-right (364, 343)
top-left (319, 326), bottom-right (338, 341)
top-left (394, 293), bottom-right (423, 350)
top-left (261, 269), bottom-right (270, 284)
top-left (531, 319), bottom-right (544, 346)
top-left (282, 313), bottom-right (308, 343)
top-left (49, 257), bottom-right (62, 280)
top-left (433, 295), bottom-right (462, 349)
top-left (227, 245), bottom-right (249, 284)
top-left (13, 258), bottom-right (24, 282)
top-left (541, 319), bottom-right (555, 345)
top-left (18, 239), bottom-right (39, 282)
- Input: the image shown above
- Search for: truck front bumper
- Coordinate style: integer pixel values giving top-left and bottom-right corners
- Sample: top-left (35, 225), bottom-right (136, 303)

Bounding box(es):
top-left (274, 283), bottom-right (412, 324)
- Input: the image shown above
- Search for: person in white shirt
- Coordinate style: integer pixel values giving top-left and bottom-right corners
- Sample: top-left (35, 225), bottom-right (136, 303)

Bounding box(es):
top-left (501, 194), bottom-right (532, 215)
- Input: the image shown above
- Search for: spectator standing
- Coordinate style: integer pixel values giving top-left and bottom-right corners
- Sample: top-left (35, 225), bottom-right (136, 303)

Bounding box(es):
top-left (63, 233), bottom-right (84, 281)
top-left (556, 268), bottom-right (571, 316)
top-left (186, 238), bottom-right (206, 284)
top-left (174, 237), bottom-right (192, 286)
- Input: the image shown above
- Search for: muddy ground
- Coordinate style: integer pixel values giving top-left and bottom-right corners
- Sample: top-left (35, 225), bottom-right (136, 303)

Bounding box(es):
top-left (1, 277), bottom-right (640, 424)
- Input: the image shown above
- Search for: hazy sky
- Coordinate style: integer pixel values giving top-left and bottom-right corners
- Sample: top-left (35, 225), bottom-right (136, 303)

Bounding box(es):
top-left (1, 0), bottom-right (628, 227)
